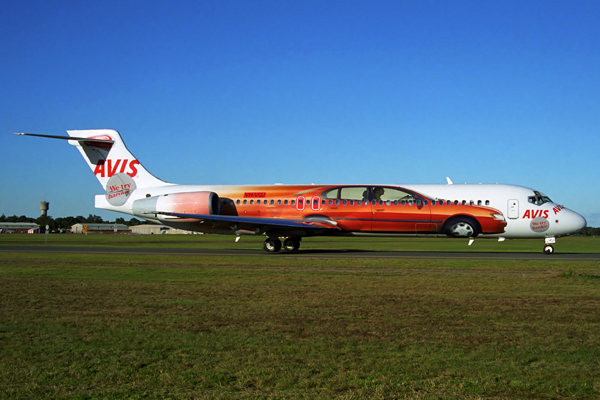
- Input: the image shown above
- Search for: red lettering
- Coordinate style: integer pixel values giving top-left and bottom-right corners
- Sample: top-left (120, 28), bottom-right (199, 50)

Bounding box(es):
top-left (522, 209), bottom-right (550, 219)
top-left (128, 160), bottom-right (140, 177)
top-left (244, 192), bottom-right (267, 198)
top-left (553, 205), bottom-right (564, 215)
top-left (94, 160), bottom-right (106, 177)
top-left (107, 159), bottom-right (121, 177)
top-left (94, 159), bottom-right (139, 178)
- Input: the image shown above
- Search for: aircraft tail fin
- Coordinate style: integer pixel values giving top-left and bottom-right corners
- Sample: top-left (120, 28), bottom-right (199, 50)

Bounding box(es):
top-left (66, 129), bottom-right (170, 192)
top-left (17, 130), bottom-right (171, 194)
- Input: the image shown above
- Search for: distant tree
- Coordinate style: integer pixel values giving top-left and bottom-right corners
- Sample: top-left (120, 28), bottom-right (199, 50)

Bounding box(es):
top-left (58, 216), bottom-right (78, 230)
top-left (36, 216), bottom-right (56, 231)
top-left (115, 217), bottom-right (126, 225)
top-left (578, 227), bottom-right (600, 236)
top-left (0, 214), bottom-right (6, 222)
top-left (86, 214), bottom-right (104, 223)
top-left (76, 215), bottom-right (86, 224)
top-left (127, 217), bottom-right (142, 226)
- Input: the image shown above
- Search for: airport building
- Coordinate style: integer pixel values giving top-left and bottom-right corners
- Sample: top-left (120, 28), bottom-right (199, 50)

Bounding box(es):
top-left (0, 222), bottom-right (40, 234)
top-left (130, 224), bottom-right (197, 235)
top-left (70, 223), bottom-right (131, 234)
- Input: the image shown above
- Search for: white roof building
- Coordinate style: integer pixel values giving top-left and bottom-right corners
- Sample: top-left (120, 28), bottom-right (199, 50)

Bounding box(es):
top-left (130, 224), bottom-right (197, 235)
top-left (71, 223), bottom-right (130, 234)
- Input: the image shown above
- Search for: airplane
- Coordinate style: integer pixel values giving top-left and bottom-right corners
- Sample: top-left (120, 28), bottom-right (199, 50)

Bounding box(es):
top-left (16, 129), bottom-right (587, 254)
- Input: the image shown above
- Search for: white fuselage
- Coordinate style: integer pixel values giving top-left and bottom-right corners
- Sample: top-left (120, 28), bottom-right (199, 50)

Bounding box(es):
top-left (96, 182), bottom-right (587, 239)
top-left (404, 184), bottom-right (585, 238)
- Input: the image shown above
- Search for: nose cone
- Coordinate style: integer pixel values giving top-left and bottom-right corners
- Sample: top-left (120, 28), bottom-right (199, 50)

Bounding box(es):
top-left (556, 209), bottom-right (587, 236)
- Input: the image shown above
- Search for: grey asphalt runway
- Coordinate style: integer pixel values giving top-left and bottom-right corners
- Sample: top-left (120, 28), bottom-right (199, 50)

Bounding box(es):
top-left (1, 245), bottom-right (599, 261)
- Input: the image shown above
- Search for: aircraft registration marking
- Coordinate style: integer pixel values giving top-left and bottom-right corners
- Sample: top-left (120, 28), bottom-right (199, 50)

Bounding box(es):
top-left (244, 192), bottom-right (266, 198)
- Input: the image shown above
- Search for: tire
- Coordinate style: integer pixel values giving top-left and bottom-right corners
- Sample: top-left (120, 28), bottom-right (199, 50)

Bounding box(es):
top-left (445, 217), bottom-right (479, 238)
top-left (283, 237), bottom-right (301, 251)
top-left (543, 244), bottom-right (554, 255)
top-left (263, 238), bottom-right (282, 253)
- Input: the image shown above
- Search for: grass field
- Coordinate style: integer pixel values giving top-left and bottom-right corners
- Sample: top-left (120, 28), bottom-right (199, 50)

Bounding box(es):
top-left (1, 235), bottom-right (600, 399)
top-left (1, 232), bottom-right (600, 253)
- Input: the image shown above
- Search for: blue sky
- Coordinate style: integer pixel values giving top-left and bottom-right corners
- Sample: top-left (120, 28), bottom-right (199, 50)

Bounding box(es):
top-left (1, 0), bottom-right (599, 226)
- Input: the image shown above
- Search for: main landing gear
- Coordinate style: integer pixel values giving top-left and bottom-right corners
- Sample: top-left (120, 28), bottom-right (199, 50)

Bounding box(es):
top-left (263, 237), bottom-right (301, 253)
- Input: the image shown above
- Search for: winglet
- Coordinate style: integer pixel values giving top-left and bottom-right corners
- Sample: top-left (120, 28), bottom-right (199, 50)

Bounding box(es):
top-left (446, 177), bottom-right (453, 185)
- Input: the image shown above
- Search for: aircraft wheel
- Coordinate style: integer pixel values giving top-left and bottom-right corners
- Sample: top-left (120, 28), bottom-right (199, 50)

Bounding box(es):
top-left (543, 244), bottom-right (555, 255)
top-left (283, 237), bottom-right (301, 251)
top-left (446, 218), bottom-right (478, 238)
top-left (263, 238), bottom-right (282, 253)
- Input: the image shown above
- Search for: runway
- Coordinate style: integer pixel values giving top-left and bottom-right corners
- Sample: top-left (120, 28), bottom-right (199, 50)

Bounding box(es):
top-left (2, 245), bottom-right (600, 261)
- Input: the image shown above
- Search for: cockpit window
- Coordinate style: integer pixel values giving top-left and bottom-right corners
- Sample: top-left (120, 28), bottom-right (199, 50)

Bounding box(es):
top-left (528, 190), bottom-right (552, 206)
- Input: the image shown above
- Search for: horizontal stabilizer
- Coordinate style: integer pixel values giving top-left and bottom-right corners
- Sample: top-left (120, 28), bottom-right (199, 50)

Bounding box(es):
top-left (14, 132), bottom-right (115, 144)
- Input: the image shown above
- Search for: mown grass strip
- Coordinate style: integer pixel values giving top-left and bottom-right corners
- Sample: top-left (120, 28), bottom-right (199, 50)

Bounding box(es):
top-left (1, 233), bottom-right (599, 253)
top-left (1, 252), bottom-right (599, 398)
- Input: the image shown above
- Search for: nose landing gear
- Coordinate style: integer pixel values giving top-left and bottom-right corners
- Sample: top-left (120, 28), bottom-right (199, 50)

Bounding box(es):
top-left (543, 244), bottom-right (555, 254)
top-left (543, 237), bottom-right (556, 255)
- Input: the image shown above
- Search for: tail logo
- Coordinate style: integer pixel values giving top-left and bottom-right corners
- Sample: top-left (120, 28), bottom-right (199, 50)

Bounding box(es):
top-left (94, 159), bottom-right (140, 178)
top-left (105, 173), bottom-right (137, 206)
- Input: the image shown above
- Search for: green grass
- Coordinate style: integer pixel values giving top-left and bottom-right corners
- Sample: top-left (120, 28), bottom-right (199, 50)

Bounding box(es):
top-left (1, 232), bottom-right (599, 253)
top-left (1, 236), bottom-right (600, 398)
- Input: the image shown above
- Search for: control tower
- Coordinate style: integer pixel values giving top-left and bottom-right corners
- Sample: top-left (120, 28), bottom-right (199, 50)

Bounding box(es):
top-left (40, 199), bottom-right (49, 217)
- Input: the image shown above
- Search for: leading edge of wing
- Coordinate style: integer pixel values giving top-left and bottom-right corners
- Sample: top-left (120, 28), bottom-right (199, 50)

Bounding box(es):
top-left (150, 212), bottom-right (341, 230)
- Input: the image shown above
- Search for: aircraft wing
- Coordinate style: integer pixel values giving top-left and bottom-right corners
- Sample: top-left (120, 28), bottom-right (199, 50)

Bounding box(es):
top-left (150, 212), bottom-right (341, 232)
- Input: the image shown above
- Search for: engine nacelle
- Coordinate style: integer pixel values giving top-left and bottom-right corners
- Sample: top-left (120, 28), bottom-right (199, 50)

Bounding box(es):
top-left (132, 191), bottom-right (220, 218)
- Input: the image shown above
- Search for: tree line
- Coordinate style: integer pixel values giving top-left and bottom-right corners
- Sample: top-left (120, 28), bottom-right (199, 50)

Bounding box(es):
top-left (0, 214), bottom-right (143, 231)
top-left (577, 227), bottom-right (600, 236)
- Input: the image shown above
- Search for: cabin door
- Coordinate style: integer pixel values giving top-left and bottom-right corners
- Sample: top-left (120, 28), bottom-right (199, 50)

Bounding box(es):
top-left (507, 199), bottom-right (519, 219)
